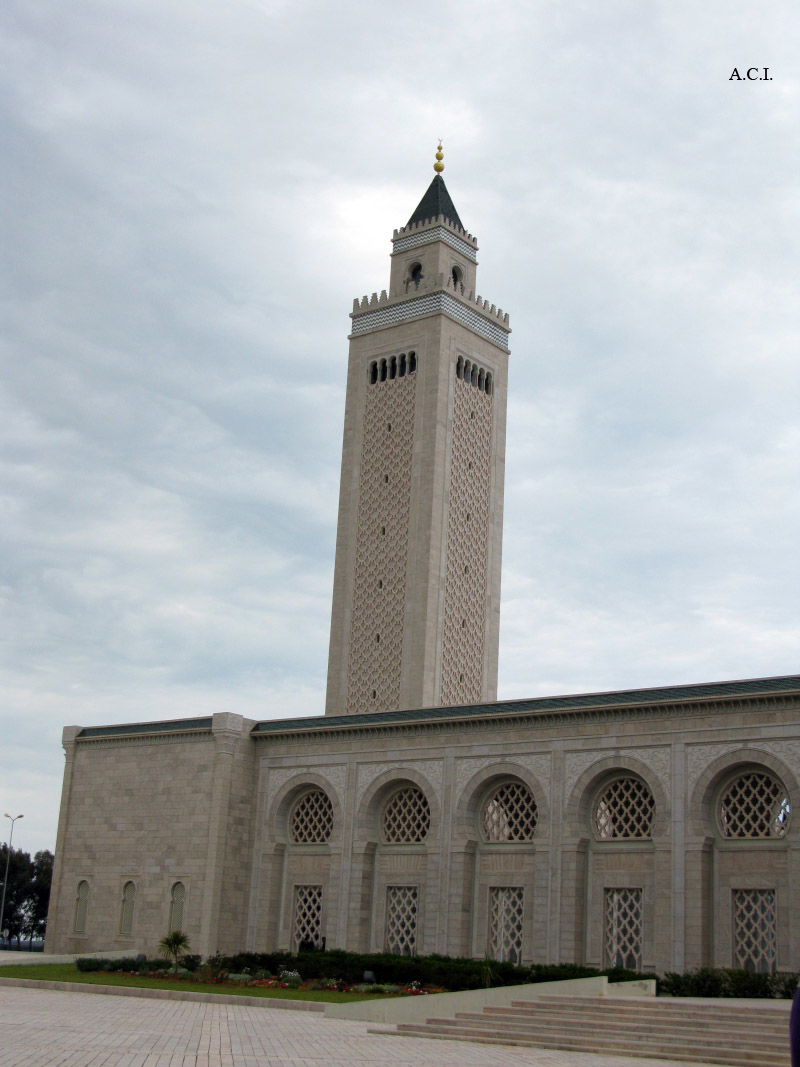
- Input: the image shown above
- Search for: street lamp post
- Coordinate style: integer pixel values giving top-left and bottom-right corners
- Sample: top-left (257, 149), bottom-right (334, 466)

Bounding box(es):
top-left (0, 814), bottom-right (24, 949)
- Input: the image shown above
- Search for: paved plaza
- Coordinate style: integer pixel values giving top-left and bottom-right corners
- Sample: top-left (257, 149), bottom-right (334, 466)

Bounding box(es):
top-left (0, 985), bottom-right (725, 1067)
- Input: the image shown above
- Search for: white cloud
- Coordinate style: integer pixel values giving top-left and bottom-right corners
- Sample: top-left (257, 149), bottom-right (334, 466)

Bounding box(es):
top-left (1, 0), bottom-right (798, 854)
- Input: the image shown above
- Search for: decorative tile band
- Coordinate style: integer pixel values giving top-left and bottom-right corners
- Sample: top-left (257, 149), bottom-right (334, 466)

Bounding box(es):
top-left (351, 293), bottom-right (510, 350)
top-left (392, 226), bottom-right (478, 263)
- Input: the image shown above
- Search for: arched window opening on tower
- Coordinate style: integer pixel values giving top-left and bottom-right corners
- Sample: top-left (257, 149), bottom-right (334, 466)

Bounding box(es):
top-left (452, 265), bottom-right (463, 291)
top-left (410, 263), bottom-right (423, 288)
top-left (368, 353), bottom-right (417, 386)
top-left (455, 358), bottom-right (493, 395)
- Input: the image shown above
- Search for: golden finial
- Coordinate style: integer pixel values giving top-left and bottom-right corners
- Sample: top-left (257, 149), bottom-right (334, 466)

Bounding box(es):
top-left (433, 140), bottom-right (444, 173)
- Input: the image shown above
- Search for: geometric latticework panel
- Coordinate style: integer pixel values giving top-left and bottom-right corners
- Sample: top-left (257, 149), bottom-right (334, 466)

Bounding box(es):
top-left (290, 790), bottom-right (334, 844)
top-left (488, 886), bottom-right (525, 964)
top-left (604, 887), bottom-right (643, 971)
top-left (347, 372), bottom-right (417, 713)
top-left (385, 885), bottom-right (418, 956)
top-left (482, 782), bottom-right (538, 842)
top-left (168, 881), bottom-right (185, 933)
top-left (594, 778), bottom-right (655, 840)
top-left (732, 889), bottom-right (777, 973)
top-left (382, 787), bottom-right (431, 843)
top-left (719, 773), bottom-right (791, 839)
top-left (440, 376), bottom-right (493, 705)
top-left (292, 885), bottom-right (323, 951)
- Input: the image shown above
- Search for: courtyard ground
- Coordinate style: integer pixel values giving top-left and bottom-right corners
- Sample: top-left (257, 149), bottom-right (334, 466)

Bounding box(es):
top-left (0, 983), bottom-right (727, 1067)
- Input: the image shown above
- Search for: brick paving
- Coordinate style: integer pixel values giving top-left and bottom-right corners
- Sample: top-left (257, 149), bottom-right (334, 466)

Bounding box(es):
top-left (0, 986), bottom-right (727, 1067)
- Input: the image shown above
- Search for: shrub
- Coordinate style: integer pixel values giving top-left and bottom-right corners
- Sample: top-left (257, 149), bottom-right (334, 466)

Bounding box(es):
top-left (660, 967), bottom-right (800, 999)
top-left (207, 950), bottom-right (654, 993)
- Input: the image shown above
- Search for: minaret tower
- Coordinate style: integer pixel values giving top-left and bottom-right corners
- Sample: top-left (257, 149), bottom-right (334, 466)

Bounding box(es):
top-left (325, 146), bottom-right (510, 716)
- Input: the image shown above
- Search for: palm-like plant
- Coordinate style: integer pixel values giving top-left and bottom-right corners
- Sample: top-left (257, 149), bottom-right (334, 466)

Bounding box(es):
top-left (159, 929), bottom-right (190, 973)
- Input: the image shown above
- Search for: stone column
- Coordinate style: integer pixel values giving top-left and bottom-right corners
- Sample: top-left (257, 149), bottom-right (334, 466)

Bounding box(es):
top-left (197, 714), bottom-right (246, 957)
top-left (44, 726), bottom-right (81, 953)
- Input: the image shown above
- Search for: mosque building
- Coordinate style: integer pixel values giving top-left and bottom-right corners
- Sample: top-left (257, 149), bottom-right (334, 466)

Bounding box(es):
top-left (45, 148), bottom-right (800, 975)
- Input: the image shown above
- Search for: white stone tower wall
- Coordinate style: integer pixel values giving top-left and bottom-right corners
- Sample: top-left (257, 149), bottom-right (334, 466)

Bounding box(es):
top-left (325, 198), bottom-right (510, 717)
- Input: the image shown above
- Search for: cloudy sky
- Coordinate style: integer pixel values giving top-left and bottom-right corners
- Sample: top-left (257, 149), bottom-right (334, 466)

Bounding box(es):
top-left (2, 1), bottom-right (798, 854)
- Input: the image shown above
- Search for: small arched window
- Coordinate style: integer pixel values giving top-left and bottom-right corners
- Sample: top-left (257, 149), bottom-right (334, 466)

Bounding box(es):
top-left (290, 789), bottom-right (334, 843)
top-left (119, 881), bottom-right (136, 936)
top-left (73, 880), bottom-right (89, 934)
top-left (719, 771), bottom-right (791, 839)
top-left (168, 881), bottom-right (186, 933)
top-left (382, 787), bottom-right (431, 843)
top-left (451, 265), bottom-right (463, 290)
top-left (482, 781), bottom-right (538, 842)
top-left (593, 777), bottom-right (655, 840)
top-left (410, 263), bottom-right (423, 287)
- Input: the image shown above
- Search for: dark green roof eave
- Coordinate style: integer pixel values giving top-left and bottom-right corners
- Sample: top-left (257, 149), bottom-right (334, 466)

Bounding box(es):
top-left (78, 717), bottom-right (212, 739)
top-left (251, 674), bottom-right (800, 735)
top-left (407, 174), bottom-right (464, 229)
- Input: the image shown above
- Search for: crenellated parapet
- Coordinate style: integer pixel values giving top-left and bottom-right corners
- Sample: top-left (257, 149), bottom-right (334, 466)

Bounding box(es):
top-left (352, 271), bottom-right (509, 328)
top-left (350, 270), bottom-right (510, 351)
top-left (392, 213), bottom-right (478, 249)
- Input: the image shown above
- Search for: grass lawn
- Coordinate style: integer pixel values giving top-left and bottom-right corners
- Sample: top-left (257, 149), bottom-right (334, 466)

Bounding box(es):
top-left (0, 963), bottom-right (382, 1002)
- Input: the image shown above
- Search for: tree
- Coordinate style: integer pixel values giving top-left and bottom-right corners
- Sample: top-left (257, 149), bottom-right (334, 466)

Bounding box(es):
top-left (0, 846), bottom-right (33, 944)
top-left (159, 930), bottom-right (190, 972)
top-left (0, 847), bottom-right (53, 946)
top-left (24, 851), bottom-right (54, 945)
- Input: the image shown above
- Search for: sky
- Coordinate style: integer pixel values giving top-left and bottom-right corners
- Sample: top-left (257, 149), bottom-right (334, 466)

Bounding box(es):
top-left (2, 0), bottom-right (798, 855)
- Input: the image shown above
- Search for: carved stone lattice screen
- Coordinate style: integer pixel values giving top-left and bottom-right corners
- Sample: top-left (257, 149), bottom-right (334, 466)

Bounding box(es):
top-left (719, 773), bottom-right (791, 838)
top-left (733, 889), bottom-right (777, 973)
top-left (604, 888), bottom-right (643, 970)
top-left (382, 787), bottom-right (431, 843)
top-left (290, 790), bottom-right (334, 843)
top-left (168, 882), bottom-right (185, 932)
top-left (488, 887), bottom-right (525, 963)
top-left (482, 782), bottom-right (538, 842)
top-left (594, 778), bottom-right (655, 840)
top-left (385, 885), bottom-right (418, 956)
top-left (292, 885), bottom-right (323, 950)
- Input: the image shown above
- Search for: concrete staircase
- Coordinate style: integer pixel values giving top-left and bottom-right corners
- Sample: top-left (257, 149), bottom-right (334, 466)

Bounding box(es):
top-left (372, 994), bottom-right (792, 1066)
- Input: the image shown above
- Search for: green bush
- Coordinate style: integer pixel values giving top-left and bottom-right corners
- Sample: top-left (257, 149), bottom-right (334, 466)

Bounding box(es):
top-left (75, 956), bottom-right (170, 974)
top-left (209, 950), bottom-right (653, 992)
top-left (660, 967), bottom-right (799, 999)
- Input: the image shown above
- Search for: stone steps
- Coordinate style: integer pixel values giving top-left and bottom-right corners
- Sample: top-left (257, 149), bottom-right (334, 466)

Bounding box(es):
top-left (371, 994), bottom-right (792, 1067)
